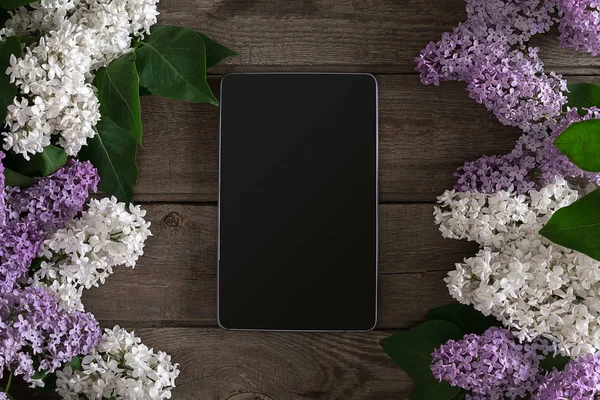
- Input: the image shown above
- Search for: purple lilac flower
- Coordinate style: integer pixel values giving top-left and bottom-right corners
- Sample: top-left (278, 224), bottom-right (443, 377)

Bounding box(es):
top-left (4, 159), bottom-right (99, 231)
top-left (431, 327), bottom-right (551, 399)
top-left (0, 153), bottom-right (4, 227)
top-left (0, 160), bottom-right (99, 293)
top-left (454, 108), bottom-right (600, 193)
top-left (533, 353), bottom-right (600, 399)
top-left (415, 0), bottom-right (565, 134)
top-left (0, 393), bottom-right (7, 400)
top-left (0, 286), bottom-right (101, 382)
top-left (557, 0), bottom-right (600, 56)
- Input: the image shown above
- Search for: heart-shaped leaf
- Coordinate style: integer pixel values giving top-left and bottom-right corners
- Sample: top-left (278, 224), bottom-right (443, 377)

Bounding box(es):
top-left (94, 52), bottom-right (142, 144)
top-left (196, 32), bottom-right (238, 68)
top-left (567, 83), bottom-right (600, 116)
top-left (79, 116), bottom-right (138, 203)
top-left (380, 320), bottom-right (464, 400)
top-left (540, 188), bottom-right (600, 262)
top-left (135, 25), bottom-right (217, 105)
top-left (427, 304), bottom-right (501, 335)
top-left (554, 119), bottom-right (600, 172)
top-left (4, 167), bottom-right (34, 187)
top-left (3, 145), bottom-right (67, 177)
top-left (0, 36), bottom-right (21, 127)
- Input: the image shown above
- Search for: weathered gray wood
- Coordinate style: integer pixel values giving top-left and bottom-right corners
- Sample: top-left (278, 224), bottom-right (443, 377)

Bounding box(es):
top-left (82, 204), bottom-right (465, 329)
top-left (135, 74), bottom-right (522, 203)
top-left (5, 328), bottom-right (415, 399)
top-left (131, 328), bottom-right (414, 400)
top-left (155, 0), bottom-right (600, 74)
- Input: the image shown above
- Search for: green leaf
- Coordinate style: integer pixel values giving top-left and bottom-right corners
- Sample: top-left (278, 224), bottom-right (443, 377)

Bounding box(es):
top-left (139, 86), bottom-right (152, 96)
top-left (29, 257), bottom-right (44, 274)
top-left (380, 320), bottom-right (464, 400)
top-left (554, 118), bottom-right (600, 172)
top-left (0, 36), bottom-right (21, 126)
top-left (31, 369), bottom-right (48, 381)
top-left (196, 32), bottom-right (237, 68)
top-left (79, 116), bottom-right (138, 203)
top-left (567, 83), bottom-right (600, 116)
top-left (33, 356), bottom-right (81, 396)
top-left (0, 0), bottom-right (34, 9)
top-left (4, 167), bottom-right (34, 187)
top-left (135, 25), bottom-right (218, 105)
top-left (15, 35), bottom-right (39, 46)
top-left (3, 145), bottom-right (67, 177)
top-left (33, 372), bottom-right (57, 396)
top-left (540, 353), bottom-right (571, 372)
top-left (427, 304), bottom-right (501, 335)
top-left (540, 188), bottom-right (600, 262)
top-left (67, 355), bottom-right (82, 371)
top-left (94, 52), bottom-right (142, 144)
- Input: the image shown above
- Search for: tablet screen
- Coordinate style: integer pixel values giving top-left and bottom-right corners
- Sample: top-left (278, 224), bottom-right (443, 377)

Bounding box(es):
top-left (218, 73), bottom-right (378, 331)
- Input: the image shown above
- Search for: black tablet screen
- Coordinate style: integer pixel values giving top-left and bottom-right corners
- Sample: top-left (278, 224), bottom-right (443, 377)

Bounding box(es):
top-left (218, 73), bottom-right (378, 330)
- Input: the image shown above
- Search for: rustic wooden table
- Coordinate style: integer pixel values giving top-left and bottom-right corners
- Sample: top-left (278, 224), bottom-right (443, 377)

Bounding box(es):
top-left (28, 0), bottom-right (600, 399)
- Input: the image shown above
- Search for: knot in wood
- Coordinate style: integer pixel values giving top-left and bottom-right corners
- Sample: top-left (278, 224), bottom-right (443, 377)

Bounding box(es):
top-left (163, 211), bottom-right (183, 227)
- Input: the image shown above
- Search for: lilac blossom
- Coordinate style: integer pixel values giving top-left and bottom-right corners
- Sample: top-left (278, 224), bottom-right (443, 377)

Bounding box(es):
top-left (455, 108), bottom-right (600, 193)
top-left (431, 327), bottom-right (551, 399)
top-left (0, 153), bottom-right (4, 227)
top-left (0, 160), bottom-right (98, 293)
top-left (0, 286), bottom-right (101, 382)
top-left (557, 0), bottom-right (600, 55)
top-left (4, 159), bottom-right (99, 231)
top-left (533, 353), bottom-right (600, 399)
top-left (416, 0), bottom-right (566, 134)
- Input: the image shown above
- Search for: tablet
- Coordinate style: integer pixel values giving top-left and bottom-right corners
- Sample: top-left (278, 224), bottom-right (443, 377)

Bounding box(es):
top-left (218, 73), bottom-right (378, 331)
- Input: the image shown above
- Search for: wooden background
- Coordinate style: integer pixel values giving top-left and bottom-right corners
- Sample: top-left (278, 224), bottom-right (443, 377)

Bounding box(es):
top-left (23, 0), bottom-right (600, 399)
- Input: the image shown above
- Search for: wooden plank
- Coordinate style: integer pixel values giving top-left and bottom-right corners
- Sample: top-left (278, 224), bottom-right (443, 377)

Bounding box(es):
top-left (135, 74), bottom-right (522, 202)
top-left (7, 328), bottom-right (416, 400)
top-left (82, 204), bottom-right (464, 328)
top-left (135, 328), bottom-right (413, 400)
top-left (155, 0), bottom-right (600, 74)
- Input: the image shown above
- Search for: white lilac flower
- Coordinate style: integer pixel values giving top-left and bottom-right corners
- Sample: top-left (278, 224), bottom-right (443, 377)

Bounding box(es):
top-left (55, 326), bottom-right (180, 400)
top-left (1, 0), bottom-right (159, 157)
top-left (30, 196), bottom-right (152, 312)
top-left (435, 179), bottom-right (600, 357)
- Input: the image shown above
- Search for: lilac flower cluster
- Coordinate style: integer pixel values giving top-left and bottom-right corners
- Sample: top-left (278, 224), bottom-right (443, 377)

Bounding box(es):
top-left (431, 327), bottom-right (551, 399)
top-left (0, 153), bottom-right (4, 227)
top-left (0, 159), bottom-right (98, 293)
top-left (557, 0), bottom-right (600, 55)
top-left (0, 156), bottom-right (101, 386)
top-left (533, 353), bottom-right (600, 399)
top-left (0, 286), bottom-right (101, 382)
top-left (4, 159), bottom-right (99, 231)
top-left (455, 108), bottom-right (600, 193)
top-left (416, 0), bottom-right (566, 134)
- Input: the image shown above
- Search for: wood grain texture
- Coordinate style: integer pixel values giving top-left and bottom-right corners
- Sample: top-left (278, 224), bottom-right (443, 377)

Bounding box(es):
top-left (82, 204), bottom-right (464, 329)
top-left (134, 74), bottom-right (522, 202)
top-left (6, 327), bottom-right (415, 400)
top-left (155, 0), bottom-right (600, 74)
top-left (133, 328), bottom-right (413, 400)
